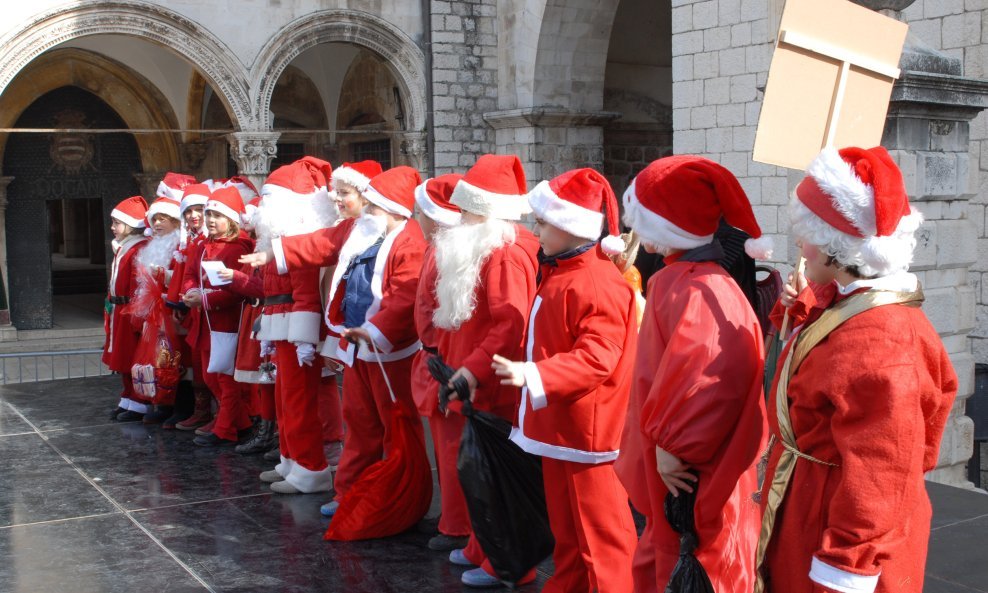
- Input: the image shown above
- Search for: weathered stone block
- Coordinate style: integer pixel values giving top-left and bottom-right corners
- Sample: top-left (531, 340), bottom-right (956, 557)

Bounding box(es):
top-left (753, 205), bottom-right (778, 233)
top-left (908, 18), bottom-right (942, 50)
top-left (731, 22), bottom-right (751, 47)
top-left (918, 151), bottom-right (959, 198)
top-left (717, 103), bottom-right (745, 126)
top-left (943, 12), bottom-right (981, 49)
top-left (730, 74), bottom-right (757, 103)
top-left (674, 79), bottom-right (704, 107)
top-left (703, 26), bottom-right (731, 52)
top-left (705, 76), bottom-right (731, 105)
top-left (925, 0), bottom-right (965, 18)
top-left (745, 43), bottom-right (771, 74)
top-left (694, 51), bottom-right (719, 79)
top-left (937, 219), bottom-right (978, 268)
top-left (925, 286), bottom-right (962, 335)
top-left (673, 107), bottom-right (691, 131)
top-left (721, 151), bottom-right (749, 176)
top-left (675, 129), bottom-right (707, 154)
top-left (719, 0), bottom-right (741, 25)
top-left (740, 0), bottom-right (769, 22)
top-left (959, 285), bottom-right (977, 333)
top-left (706, 127), bottom-right (733, 152)
top-left (911, 220), bottom-right (938, 271)
top-left (733, 124), bottom-right (756, 151)
top-left (692, 105), bottom-right (717, 128)
top-left (672, 54), bottom-right (694, 82)
top-left (693, 0), bottom-right (718, 30)
top-left (762, 175), bottom-right (789, 205)
top-left (673, 31), bottom-right (704, 56)
top-left (672, 5), bottom-right (693, 34)
top-left (719, 47), bottom-right (746, 76)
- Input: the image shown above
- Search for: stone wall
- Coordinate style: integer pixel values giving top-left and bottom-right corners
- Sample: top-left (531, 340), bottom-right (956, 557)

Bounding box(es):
top-left (430, 0), bottom-right (498, 174)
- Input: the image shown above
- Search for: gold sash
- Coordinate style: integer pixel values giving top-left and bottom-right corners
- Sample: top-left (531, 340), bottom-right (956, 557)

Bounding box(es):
top-left (753, 288), bottom-right (924, 593)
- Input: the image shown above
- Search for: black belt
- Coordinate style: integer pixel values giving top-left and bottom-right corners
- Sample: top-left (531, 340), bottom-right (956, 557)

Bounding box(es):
top-left (263, 294), bottom-right (294, 306)
top-left (108, 296), bottom-right (130, 305)
top-left (422, 345), bottom-right (438, 355)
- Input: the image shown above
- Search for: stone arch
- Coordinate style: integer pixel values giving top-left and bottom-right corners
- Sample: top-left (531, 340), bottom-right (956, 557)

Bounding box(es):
top-left (0, 48), bottom-right (181, 173)
top-left (0, 0), bottom-right (251, 130)
top-left (251, 10), bottom-right (427, 133)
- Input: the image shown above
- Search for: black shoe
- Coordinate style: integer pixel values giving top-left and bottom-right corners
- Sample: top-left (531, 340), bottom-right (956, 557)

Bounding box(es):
top-left (143, 406), bottom-right (173, 425)
top-left (263, 446), bottom-right (281, 461)
top-left (109, 406), bottom-right (127, 421)
top-left (115, 410), bottom-right (144, 422)
top-left (428, 534), bottom-right (469, 552)
top-left (236, 419), bottom-right (276, 455)
top-left (193, 432), bottom-right (237, 447)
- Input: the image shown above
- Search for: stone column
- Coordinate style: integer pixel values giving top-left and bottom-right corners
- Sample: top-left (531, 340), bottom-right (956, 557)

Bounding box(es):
top-left (883, 42), bottom-right (988, 488)
top-left (227, 132), bottom-right (280, 192)
top-left (484, 108), bottom-right (620, 186)
top-left (0, 177), bottom-right (13, 328)
top-left (397, 132), bottom-right (430, 176)
top-left (133, 173), bottom-right (162, 200)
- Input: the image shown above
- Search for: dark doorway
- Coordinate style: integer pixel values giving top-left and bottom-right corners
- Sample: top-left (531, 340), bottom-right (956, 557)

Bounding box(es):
top-left (3, 86), bottom-right (142, 329)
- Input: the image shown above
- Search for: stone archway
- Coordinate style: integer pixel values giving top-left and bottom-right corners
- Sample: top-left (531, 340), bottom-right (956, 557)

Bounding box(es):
top-left (0, 0), bottom-right (251, 131)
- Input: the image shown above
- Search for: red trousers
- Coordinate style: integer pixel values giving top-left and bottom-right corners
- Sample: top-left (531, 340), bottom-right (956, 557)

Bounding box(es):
top-left (541, 458), bottom-right (637, 593)
top-left (273, 342), bottom-right (326, 472)
top-left (251, 383), bottom-right (276, 420)
top-left (333, 355), bottom-right (420, 501)
top-left (199, 344), bottom-right (251, 441)
top-left (428, 411), bottom-right (471, 537)
top-left (318, 375), bottom-right (344, 442)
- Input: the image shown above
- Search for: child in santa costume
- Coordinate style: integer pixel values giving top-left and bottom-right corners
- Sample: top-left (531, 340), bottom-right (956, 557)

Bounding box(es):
top-left (491, 168), bottom-right (639, 593)
top-left (172, 182), bottom-right (216, 431)
top-left (242, 166), bottom-right (426, 514)
top-left (408, 173), bottom-right (467, 552)
top-left (429, 154), bottom-right (540, 588)
top-left (244, 157), bottom-right (340, 494)
top-left (755, 146), bottom-right (958, 593)
top-left (181, 186), bottom-right (255, 446)
top-left (132, 193), bottom-right (184, 424)
top-left (104, 195), bottom-right (151, 422)
top-left (616, 155), bottom-right (770, 593)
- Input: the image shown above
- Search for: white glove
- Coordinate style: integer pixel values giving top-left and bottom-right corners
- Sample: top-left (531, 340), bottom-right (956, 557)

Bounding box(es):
top-left (294, 342), bottom-right (316, 366)
top-left (260, 341), bottom-right (275, 357)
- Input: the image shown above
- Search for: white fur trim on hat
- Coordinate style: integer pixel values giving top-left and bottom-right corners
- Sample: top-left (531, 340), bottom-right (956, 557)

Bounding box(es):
top-left (621, 179), bottom-right (712, 251)
top-left (156, 181), bottom-right (184, 202)
top-left (111, 209), bottom-right (146, 229)
top-left (807, 147), bottom-right (876, 236)
top-left (415, 183), bottom-right (461, 227)
top-left (364, 185), bottom-right (412, 218)
top-left (332, 167), bottom-right (373, 192)
top-left (204, 199), bottom-right (242, 225)
top-left (744, 236), bottom-right (774, 259)
top-left (147, 201), bottom-right (180, 222)
top-left (450, 179), bottom-right (532, 221)
top-left (527, 180), bottom-right (603, 241)
top-left (180, 194), bottom-right (208, 214)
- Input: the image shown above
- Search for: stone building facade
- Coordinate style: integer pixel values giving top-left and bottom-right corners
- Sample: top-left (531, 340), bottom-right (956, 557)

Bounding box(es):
top-left (0, 0), bottom-right (983, 486)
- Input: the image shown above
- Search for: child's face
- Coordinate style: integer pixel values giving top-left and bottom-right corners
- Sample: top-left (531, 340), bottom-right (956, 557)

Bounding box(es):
top-left (414, 207), bottom-right (439, 241)
top-left (110, 219), bottom-right (130, 242)
top-left (152, 214), bottom-right (179, 236)
top-left (334, 183), bottom-right (367, 219)
top-left (205, 210), bottom-right (232, 238)
top-left (533, 218), bottom-right (577, 257)
top-left (797, 239), bottom-right (836, 285)
top-left (184, 206), bottom-right (204, 232)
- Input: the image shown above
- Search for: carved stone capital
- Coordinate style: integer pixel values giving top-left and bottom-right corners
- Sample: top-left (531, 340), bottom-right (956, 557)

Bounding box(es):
top-left (227, 132), bottom-right (280, 190)
top-left (133, 173), bottom-right (163, 200)
top-left (180, 143), bottom-right (209, 172)
top-left (398, 132), bottom-right (430, 175)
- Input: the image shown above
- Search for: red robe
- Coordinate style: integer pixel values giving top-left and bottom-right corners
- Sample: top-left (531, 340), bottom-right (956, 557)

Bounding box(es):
top-left (411, 244), bottom-right (441, 416)
top-left (434, 225), bottom-right (540, 419)
top-left (103, 234), bottom-right (147, 372)
top-left (615, 255), bottom-right (767, 593)
top-left (759, 277), bottom-right (958, 593)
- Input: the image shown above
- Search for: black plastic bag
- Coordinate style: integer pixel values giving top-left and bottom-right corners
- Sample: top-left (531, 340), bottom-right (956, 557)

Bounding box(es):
top-left (454, 397), bottom-right (554, 585)
top-left (663, 478), bottom-right (715, 593)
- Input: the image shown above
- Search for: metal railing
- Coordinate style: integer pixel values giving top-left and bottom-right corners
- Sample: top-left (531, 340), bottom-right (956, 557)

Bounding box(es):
top-left (0, 349), bottom-right (111, 385)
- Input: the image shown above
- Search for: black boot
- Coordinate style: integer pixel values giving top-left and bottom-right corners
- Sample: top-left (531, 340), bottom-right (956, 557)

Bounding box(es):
top-left (143, 405), bottom-right (173, 425)
top-left (235, 418), bottom-right (276, 455)
top-left (162, 381), bottom-right (194, 429)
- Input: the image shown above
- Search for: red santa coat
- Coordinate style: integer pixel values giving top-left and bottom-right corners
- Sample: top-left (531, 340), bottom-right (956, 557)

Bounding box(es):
top-left (615, 256), bottom-right (767, 593)
top-left (255, 259), bottom-right (323, 346)
top-left (181, 233), bottom-right (254, 343)
top-left (274, 217), bottom-right (425, 365)
top-left (510, 245), bottom-right (637, 462)
top-left (411, 244), bottom-right (441, 416)
top-left (226, 265), bottom-right (266, 383)
top-left (759, 278), bottom-right (958, 593)
top-left (103, 234), bottom-right (148, 372)
top-left (435, 226), bottom-right (540, 418)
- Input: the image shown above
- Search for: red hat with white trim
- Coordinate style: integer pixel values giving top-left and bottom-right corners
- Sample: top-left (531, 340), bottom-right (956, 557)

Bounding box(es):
top-left (332, 160), bottom-right (383, 193)
top-left (180, 183), bottom-right (211, 215)
top-left (147, 195), bottom-right (181, 222)
top-left (156, 172), bottom-right (196, 202)
top-left (622, 155), bottom-right (772, 259)
top-left (528, 168), bottom-right (625, 255)
top-left (451, 154), bottom-right (531, 220)
top-left (205, 186), bottom-right (246, 226)
top-left (414, 173), bottom-right (463, 227)
top-left (112, 196), bottom-right (149, 229)
top-left (224, 176), bottom-right (259, 202)
top-left (364, 166), bottom-right (422, 218)
top-left (261, 156), bottom-right (332, 202)
top-left (242, 196), bottom-right (262, 231)
top-left (791, 146), bottom-right (922, 276)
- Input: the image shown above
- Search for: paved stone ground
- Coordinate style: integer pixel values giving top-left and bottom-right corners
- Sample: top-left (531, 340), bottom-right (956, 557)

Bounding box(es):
top-left (0, 376), bottom-right (983, 593)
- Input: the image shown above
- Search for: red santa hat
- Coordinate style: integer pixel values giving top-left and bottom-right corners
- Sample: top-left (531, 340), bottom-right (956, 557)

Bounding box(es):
top-left (791, 146), bottom-right (922, 277)
top-left (223, 176), bottom-right (259, 202)
top-left (622, 155), bottom-right (772, 259)
top-left (205, 186), bottom-right (246, 226)
top-left (180, 183), bottom-right (211, 215)
top-left (528, 168), bottom-right (625, 255)
top-left (414, 173), bottom-right (463, 227)
top-left (156, 172), bottom-right (196, 202)
top-left (332, 160), bottom-right (383, 193)
top-left (147, 195), bottom-right (181, 221)
top-left (450, 154), bottom-right (531, 221)
top-left (111, 195), bottom-right (149, 229)
top-left (364, 166), bottom-right (422, 218)
top-left (242, 196), bottom-right (263, 231)
top-left (262, 157), bottom-right (333, 201)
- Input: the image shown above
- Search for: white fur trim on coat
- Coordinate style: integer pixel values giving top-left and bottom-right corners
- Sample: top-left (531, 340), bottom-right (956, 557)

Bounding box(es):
top-left (415, 183), bottom-right (461, 227)
top-left (286, 310), bottom-right (322, 345)
top-left (621, 180), bottom-right (712, 251)
top-left (809, 557), bottom-right (880, 593)
top-left (450, 179), bottom-right (532, 221)
top-left (527, 180), bottom-right (603, 240)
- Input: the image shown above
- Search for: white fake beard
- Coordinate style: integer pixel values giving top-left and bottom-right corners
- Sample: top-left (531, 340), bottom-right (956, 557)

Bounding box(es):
top-left (254, 192), bottom-right (339, 252)
top-left (136, 230), bottom-right (179, 271)
top-left (432, 218), bottom-right (516, 330)
top-left (337, 212), bottom-right (388, 272)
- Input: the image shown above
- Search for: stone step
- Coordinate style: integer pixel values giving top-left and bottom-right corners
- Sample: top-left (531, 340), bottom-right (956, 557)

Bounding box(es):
top-left (0, 327), bottom-right (105, 355)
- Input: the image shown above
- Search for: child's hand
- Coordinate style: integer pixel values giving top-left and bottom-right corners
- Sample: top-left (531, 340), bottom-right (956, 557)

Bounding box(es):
top-left (182, 289), bottom-right (202, 308)
top-left (655, 446), bottom-right (696, 497)
top-left (779, 269), bottom-right (806, 309)
top-left (491, 354), bottom-right (525, 387)
top-left (239, 249), bottom-right (274, 268)
top-left (217, 268), bottom-right (235, 282)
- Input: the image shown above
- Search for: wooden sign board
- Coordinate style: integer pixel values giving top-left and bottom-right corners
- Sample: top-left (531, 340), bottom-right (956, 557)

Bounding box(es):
top-left (752, 0), bottom-right (908, 170)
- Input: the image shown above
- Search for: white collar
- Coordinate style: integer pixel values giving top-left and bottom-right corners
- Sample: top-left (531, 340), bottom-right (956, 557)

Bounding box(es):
top-left (836, 270), bottom-right (918, 295)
